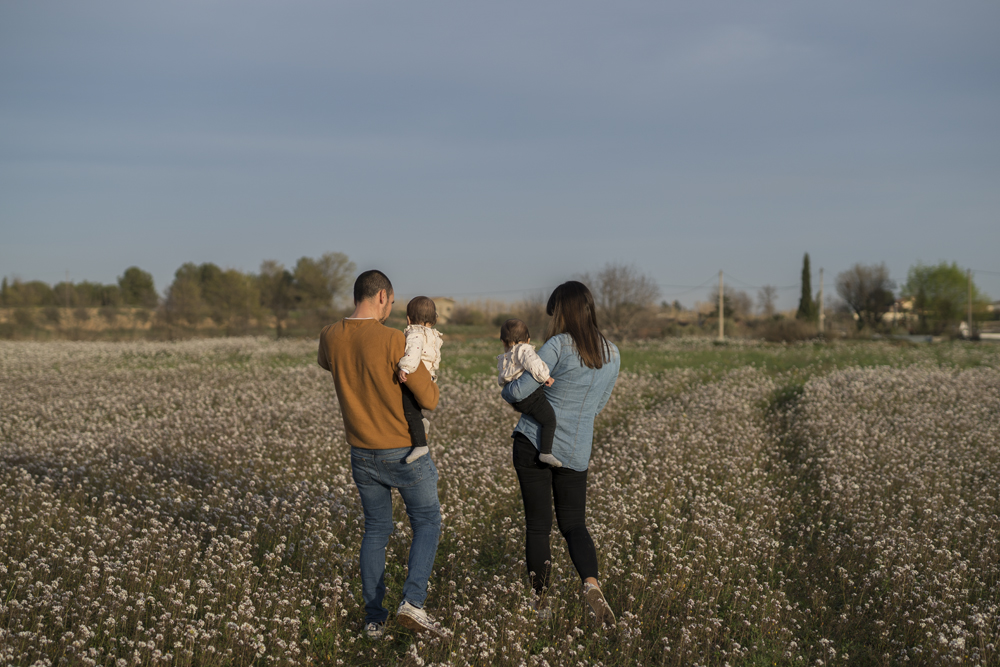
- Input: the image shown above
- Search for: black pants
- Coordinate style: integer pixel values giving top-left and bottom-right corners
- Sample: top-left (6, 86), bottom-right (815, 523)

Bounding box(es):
top-left (512, 432), bottom-right (599, 593)
top-left (510, 386), bottom-right (557, 456)
top-left (400, 385), bottom-right (427, 448)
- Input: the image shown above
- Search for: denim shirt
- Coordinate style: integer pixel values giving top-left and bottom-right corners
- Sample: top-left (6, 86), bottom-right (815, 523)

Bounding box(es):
top-left (501, 333), bottom-right (620, 471)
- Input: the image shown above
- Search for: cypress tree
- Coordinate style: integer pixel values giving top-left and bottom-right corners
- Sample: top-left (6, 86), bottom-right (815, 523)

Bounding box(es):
top-left (797, 253), bottom-right (816, 321)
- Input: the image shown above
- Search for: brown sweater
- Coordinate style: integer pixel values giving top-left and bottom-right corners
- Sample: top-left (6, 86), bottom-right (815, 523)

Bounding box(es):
top-left (318, 318), bottom-right (440, 450)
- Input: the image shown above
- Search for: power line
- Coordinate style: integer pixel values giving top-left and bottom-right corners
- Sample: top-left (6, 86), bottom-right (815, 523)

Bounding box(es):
top-left (656, 276), bottom-right (719, 298)
top-left (723, 272), bottom-right (798, 291)
top-left (433, 276), bottom-right (724, 298)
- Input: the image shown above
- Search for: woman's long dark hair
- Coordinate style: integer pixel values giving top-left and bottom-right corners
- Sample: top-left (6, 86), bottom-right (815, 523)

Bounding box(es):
top-left (546, 281), bottom-right (611, 369)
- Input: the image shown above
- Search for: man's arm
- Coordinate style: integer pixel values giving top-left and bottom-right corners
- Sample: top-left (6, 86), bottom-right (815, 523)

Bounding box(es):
top-left (404, 362), bottom-right (439, 410)
top-left (317, 325), bottom-right (332, 371)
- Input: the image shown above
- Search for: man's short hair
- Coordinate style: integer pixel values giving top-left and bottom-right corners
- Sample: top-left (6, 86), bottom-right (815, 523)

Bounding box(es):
top-left (407, 296), bottom-right (437, 326)
top-left (353, 270), bottom-right (393, 304)
top-left (500, 318), bottom-right (531, 345)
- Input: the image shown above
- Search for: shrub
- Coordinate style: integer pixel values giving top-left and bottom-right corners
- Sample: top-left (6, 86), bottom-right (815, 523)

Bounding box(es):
top-left (492, 312), bottom-right (516, 327)
top-left (760, 318), bottom-right (816, 342)
top-left (449, 306), bottom-right (487, 326)
top-left (42, 307), bottom-right (62, 324)
top-left (99, 306), bottom-right (119, 325)
top-left (13, 308), bottom-right (35, 327)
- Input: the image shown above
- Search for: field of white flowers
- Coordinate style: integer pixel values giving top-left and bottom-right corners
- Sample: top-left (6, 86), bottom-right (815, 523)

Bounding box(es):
top-left (1, 338), bottom-right (998, 666)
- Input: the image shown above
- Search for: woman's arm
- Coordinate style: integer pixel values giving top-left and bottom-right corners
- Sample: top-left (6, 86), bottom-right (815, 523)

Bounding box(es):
top-left (502, 337), bottom-right (561, 402)
top-left (594, 350), bottom-right (620, 414)
top-left (516, 345), bottom-right (551, 384)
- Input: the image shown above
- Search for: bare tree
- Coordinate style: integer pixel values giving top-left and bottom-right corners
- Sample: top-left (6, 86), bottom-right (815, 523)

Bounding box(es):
top-left (514, 291), bottom-right (549, 339)
top-left (836, 262), bottom-right (896, 331)
top-left (706, 287), bottom-right (752, 319)
top-left (730, 289), bottom-right (753, 319)
top-left (578, 263), bottom-right (659, 339)
top-left (757, 285), bottom-right (778, 318)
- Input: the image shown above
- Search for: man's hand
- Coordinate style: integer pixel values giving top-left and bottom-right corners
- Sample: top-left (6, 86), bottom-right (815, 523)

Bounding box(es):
top-left (544, 377), bottom-right (555, 387)
top-left (398, 369), bottom-right (409, 383)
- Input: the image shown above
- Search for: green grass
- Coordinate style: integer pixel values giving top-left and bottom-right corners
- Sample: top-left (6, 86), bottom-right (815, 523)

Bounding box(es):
top-left (442, 337), bottom-right (1000, 382)
top-left (52, 335), bottom-right (999, 381)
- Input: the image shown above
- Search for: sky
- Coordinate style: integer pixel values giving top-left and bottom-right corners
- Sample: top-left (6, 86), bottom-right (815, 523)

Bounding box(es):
top-left (2, 0), bottom-right (999, 310)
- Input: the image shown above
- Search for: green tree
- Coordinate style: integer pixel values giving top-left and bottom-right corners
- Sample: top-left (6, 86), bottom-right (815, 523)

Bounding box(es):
top-left (258, 260), bottom-right (296, 337)
top-left (1, 277), bottom-right (8, 307)
top-left (904, 262), bottom-right (989, 335)
top-left (164, 263), bottom-right (208, 325)
top-left (293, 252), bottom-right (356, 310)
top-left (797, 253), bottom-right (817, 321)
top-left (68, 281), bottom-right (122, 307)
top-left (5, 280), bottom-right (56, 307)
top-left (51, 281), bottom-right (77, 308)
top-left (836, 262), bottom-right (895, 331)
top-left (164, 263), bottom-right (261, 327)
top-left (118, 267), bottom-right (158, 308)
top-left (192, 263), bottom-right (230, 324)
top-left (211, 269), bottom-right (261, 327)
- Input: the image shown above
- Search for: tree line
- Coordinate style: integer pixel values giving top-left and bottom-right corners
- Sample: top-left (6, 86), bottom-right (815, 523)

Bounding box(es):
top-left (793, 254), bottom-right (991, 335)
top-left (2, 254), bottom-right (992, 340)
top-left (1, 267), bottom-right (158, 309)
top-left (1, 252), bottom-right (356, 337)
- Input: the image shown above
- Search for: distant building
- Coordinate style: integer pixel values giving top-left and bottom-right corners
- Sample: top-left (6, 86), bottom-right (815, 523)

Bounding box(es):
top-left (432, 297), bottom-right (455, 324)
top-left (883, 297), bottom-right (916, 325)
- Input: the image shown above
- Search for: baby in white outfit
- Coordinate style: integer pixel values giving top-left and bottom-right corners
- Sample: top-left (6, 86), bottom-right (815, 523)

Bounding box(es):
top-left (397, 296), bottom-right (443, 463)
top-left (497, 318), bottom-right (561, 467)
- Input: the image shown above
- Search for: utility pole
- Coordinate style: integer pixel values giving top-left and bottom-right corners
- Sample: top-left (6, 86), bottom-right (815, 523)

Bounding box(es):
top-left (968, 269), bottom-right (974, 339)
top-left (718, 270), bottom-right (724, 342)
top-left (817, 267), bottom-right (824, 334)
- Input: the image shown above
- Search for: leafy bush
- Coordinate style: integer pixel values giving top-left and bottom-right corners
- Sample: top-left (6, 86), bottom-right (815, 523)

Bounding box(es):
top-left (449, 306), bottom-right (487, 326)
top-left (760, 318), bottom-right (817, 342)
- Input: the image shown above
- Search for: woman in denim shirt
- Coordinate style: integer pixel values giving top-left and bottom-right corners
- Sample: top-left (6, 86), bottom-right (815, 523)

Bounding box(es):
top-left (501, 281), bottom-right (620, 627)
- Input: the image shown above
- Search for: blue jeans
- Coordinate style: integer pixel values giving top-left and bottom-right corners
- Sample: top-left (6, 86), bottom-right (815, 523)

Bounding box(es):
top-left (350, 446), bottom-right (442, 624)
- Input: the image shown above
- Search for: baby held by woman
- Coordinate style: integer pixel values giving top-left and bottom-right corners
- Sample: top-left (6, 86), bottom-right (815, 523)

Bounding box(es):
top-left (497, 318), bottom-right (561, 467)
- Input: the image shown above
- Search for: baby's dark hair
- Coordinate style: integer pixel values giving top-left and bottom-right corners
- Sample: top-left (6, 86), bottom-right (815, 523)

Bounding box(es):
top-left (407, 296), bottom-right (437, 326)
top-left (500, 318), bottom-right (530, 345)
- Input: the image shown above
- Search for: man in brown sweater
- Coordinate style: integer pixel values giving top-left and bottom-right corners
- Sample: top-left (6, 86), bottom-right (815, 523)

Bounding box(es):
top-left (318, 269), bottom-right (449, 640)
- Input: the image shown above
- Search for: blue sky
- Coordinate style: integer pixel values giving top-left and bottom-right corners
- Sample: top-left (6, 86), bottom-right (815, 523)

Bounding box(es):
top-left (2, 1), bottom-right (998, 309)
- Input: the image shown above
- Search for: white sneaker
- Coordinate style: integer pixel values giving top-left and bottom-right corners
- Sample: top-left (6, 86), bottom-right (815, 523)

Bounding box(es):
top-left (583, 583), bottom-right (616, 628)
top-left (396, 600), bottom-right (451, 639)
top-left (364, 621), bottom-right (385, 639)
top-left (529, 595), bottom-right (553, 621)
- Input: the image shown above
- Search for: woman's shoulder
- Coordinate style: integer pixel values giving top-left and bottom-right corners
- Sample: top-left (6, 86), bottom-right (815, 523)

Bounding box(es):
top-left (542, 333), bottom-right (572, 349)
